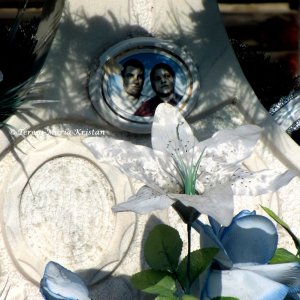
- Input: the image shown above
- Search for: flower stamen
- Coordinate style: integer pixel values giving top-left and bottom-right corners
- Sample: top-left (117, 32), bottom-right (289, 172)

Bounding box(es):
top-left (167, 139), bottom-right (205, 195)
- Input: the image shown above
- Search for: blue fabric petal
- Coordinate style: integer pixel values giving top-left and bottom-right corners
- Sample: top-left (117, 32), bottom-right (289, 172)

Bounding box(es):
top-left (40, 261), bottom-right (90, 300)
top-left (286, 293), bottom-right (300, 300)
top-left (232, 209), bottom-right (256, 221)
top-left (220, 214), bottom-right (278, 265)
top-left (218, 210), bottom-right (256, 239)
top-left (220, 210), bottom-right (256, 239)
top-left (203, 269), bottom-right (289, 300)
top-left (40, 278), bottom-right (65, 300)
top-left (208, 216), bottom-right (222, 236)
top-left (241, 263), bottom-right (300, 294)
top-left (192, 219), bottom-right (233, 269)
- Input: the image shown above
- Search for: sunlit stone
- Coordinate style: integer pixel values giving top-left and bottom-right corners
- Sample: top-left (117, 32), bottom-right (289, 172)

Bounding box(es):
top-left (20, 156), bottom-right (115, 271)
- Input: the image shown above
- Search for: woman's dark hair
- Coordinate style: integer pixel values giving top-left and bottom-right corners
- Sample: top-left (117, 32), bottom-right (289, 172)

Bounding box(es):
top-left (150, 63), bottom-right (175, 84)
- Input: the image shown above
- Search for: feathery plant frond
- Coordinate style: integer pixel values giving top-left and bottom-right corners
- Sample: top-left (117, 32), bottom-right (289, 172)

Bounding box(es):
top-left (0, 1), bottom-right (40, 125)
top-left (7, 0), bottom-right (29, 44)
top-left (0, 0), bottom-right (65, 127)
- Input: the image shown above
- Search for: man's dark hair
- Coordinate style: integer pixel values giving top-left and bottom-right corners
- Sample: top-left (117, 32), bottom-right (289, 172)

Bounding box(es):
top-left (150, 63), bottom-right (175, 84)
top-left (121, 59), bottom-right (144, 78)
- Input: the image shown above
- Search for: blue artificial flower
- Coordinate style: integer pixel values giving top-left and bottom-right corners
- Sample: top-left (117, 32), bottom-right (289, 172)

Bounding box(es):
top-left (193, 210), bottom-right (300, 299)
top-left (40, 261), bottom-right (91, 300)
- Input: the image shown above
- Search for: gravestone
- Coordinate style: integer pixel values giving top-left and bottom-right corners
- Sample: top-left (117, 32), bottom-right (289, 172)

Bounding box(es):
top-left (0, 0), bottom-right (299, 299)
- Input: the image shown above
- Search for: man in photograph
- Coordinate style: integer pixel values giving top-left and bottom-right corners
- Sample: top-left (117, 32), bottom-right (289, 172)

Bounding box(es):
top-left (134, 63), bottom-right (182, 117)
top-left (108, 58), bottom-right (147, 115)
top-left (119, 59), bottom-right (145, 113)
top-left (110, 59), bottom-right (145, 115)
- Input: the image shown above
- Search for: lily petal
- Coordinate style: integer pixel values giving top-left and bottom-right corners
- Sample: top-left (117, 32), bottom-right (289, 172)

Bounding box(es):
top-left (220, 214), bottom-right (278, 265)
top-left (195, 125), bottom-right (264, 190)
top-left (83, 138), bottom-right (179, 193)
top-left (154, 151), bottom-right (184, 188)
top-left (40, 261), bottom-right (90, 300)
top-left (169, 184), bottom-right (233, 226)
top-left (232, 168), bottom-right (297, 196)
top-left (198, 125), bottom-right (263, 170)
top-left (204, 269), bottom-right (289, 300)
top-left (241, 263), bottom-right (300, 294)
top-left (112, 186), bottom-right (173, 213)
top-left (152, 103), bottom-right (197, 158)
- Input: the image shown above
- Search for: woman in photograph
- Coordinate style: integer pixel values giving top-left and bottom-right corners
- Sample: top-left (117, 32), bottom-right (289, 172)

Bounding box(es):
top-left (134, 63), bottom-right (182, 117)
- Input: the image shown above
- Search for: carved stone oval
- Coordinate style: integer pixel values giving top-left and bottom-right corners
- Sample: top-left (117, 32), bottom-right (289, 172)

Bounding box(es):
top-left (2, 137), bottom-right (136, 286)
top-left (20, 156), bottom-right (115, 270)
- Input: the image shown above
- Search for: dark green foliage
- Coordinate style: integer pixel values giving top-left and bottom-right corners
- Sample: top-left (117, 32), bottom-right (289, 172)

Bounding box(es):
top-left (131, 269), bottom-right (173, 291)
top-left (177, 248), bottom-right (219, 291)
top-left (270, 248), bottom-right (300, 264)
top-left (132, 224), bottom-right (219, 299)
top-left (144, 224), bottom-right (183, 272)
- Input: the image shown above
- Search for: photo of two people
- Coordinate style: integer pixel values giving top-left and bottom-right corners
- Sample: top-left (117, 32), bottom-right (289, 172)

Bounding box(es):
top-left (110, 56), bottom-right (185, 117)
top-left (89, 38), bottom-right (197, 133)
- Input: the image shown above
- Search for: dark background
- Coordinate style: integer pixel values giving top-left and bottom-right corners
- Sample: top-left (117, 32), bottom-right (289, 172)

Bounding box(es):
top-left (218, 0), bottom-right (299, 110)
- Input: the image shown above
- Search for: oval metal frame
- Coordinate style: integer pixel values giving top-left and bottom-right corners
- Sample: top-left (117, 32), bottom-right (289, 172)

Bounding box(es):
top-left (88, 37), bottom-right (200, 133)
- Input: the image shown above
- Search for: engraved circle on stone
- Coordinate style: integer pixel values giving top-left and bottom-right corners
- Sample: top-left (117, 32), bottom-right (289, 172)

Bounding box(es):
top-left (20, 155), bottom-right (115, 271)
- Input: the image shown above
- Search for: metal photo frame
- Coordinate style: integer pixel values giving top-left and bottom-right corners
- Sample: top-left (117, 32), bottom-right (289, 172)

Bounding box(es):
top-left (88, 37), bottom-right (199, 133)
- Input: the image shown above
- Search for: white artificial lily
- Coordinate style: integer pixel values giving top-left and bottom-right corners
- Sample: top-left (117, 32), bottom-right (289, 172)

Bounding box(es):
top-left (194, 211), bottom-right (300, 299)
top-left (83, 103), bottom-right (296, 226)
top-left (40, 261), bottom-right (91, 300)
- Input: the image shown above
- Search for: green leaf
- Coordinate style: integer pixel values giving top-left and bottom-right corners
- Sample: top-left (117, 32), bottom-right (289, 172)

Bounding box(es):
top-left (261, 206), bottom-right (300, 250)
top-left (261, 206), bottom-right (290, 229)
top-left (182, 295), bottom-right (199, 300)
top-left (269, 248), bottom-right (300, 264)
top-left (155, 296), bottom-right (178, 300)
top-left (144, 224), bottom-right (183, 271)
top-left (211, 297), bottom-right (239, 300)
top-left (143, 275), bottom-right (177, 296)
top-left (131, 269), bottom-right (172, 291)
top-left (177, 248), bottom-right (218, 289)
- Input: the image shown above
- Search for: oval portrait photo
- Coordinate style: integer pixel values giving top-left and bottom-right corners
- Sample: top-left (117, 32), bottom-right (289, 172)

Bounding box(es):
top-left (88, 37), bottom-right (199, 133)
